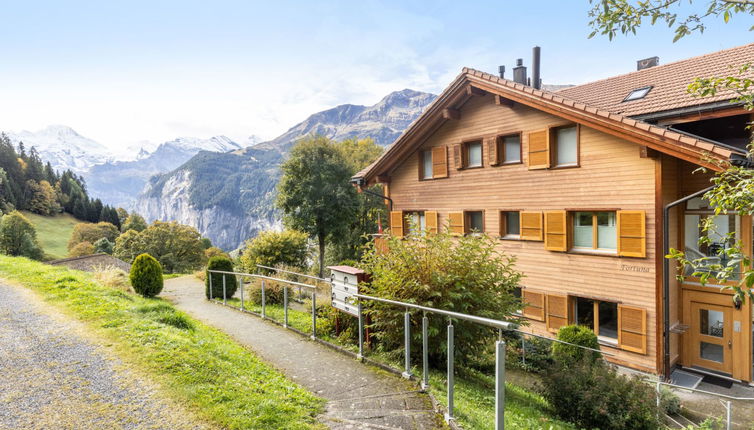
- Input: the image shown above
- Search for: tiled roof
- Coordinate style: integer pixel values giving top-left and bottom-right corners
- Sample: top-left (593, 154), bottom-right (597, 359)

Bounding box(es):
top-left (557, 43), bottom-right (754, 118)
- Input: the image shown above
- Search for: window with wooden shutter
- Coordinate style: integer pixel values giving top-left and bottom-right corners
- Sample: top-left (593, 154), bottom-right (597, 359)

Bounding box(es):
top-left (519, 211), bottom-right (543, 241)
top-left (617, 210), bottom-right (646, 258)
top-left (453, 144), bottom-right (463, 170)
top-left (448, 212), bottom-right (464, 235)
top-left (527, 130), bottom-right (550, 169)
top-left (546, 294), bottom-right (569, 332)
top-left (486, 137), bottom-right (499, 166)
top-left (425, 211), bottom-right (439, 234)
top-left (432, 146), bottom-right (448, 178)
top-left (389, 211), bottom-right (404, 238)
top-left (522, 290), bottom-right (545, 321)
top-left (544, 210), bottom-right (568, 251)
top-left (618, 305), bottom-right (647, 354)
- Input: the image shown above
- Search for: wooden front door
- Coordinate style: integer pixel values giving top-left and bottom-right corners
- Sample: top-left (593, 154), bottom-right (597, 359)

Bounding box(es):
top-left (689, 302), bottom-right (733, 374)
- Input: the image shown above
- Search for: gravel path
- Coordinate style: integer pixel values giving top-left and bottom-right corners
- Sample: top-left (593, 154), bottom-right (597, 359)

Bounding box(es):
top-left (164, 277), bottom-right (446, 430)
top-left (0, 282), bottom-right (211, 430)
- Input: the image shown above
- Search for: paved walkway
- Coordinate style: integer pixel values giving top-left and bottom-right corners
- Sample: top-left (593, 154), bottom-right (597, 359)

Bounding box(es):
top-left (164, 277), bottom-right (445, 430)
top-left (0, 282), bottom-right (210, 430)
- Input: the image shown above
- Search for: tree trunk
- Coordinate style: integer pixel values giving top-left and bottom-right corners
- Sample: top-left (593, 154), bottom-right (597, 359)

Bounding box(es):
top-left (318, 232), bottom-right (325, 279)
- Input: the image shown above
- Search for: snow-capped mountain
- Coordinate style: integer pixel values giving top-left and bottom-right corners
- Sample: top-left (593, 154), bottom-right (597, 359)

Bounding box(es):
top-left (6, 125), bottom-right (111, 173)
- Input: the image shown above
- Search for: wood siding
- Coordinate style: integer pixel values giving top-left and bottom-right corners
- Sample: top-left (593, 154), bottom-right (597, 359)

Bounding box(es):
top-left (387, 94), bottom-right (659, 371)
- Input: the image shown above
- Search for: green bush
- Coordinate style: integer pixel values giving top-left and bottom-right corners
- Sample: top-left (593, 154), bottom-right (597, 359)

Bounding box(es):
top-left (205, 256), bottom-right (238, 299)
top-left (247, 279), bottom-right (286, 305)
top-left (93, 237), bottom-right (114, 254)
top-left (0, 211), bottom-right (43, 260)
top-left (552, 325), bottom-right (601, 365)
top-left (539, 359), bottom-right (660, 430)
top-left (129, 253), bottom-right (164, 298)
top-left (239, 229), bottom-right (309, 273)
top-left (505, 335), bottom-right (553, 373)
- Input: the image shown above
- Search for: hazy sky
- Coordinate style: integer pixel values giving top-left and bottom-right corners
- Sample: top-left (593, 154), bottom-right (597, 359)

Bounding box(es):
top-left (0, 1), bottom-right (750, 148)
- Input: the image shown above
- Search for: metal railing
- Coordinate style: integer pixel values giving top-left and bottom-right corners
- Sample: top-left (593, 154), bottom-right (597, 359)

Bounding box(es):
top-left (653, 379), bottom-right (754, 430)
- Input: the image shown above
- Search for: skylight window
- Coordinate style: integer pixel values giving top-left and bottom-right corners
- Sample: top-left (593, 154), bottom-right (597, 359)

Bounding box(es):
top-left (623, 86), bottom-right (653, 102)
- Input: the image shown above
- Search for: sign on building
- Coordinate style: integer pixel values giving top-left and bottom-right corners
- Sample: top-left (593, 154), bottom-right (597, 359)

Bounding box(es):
top-left (328, 265), bottom-right (367, 317)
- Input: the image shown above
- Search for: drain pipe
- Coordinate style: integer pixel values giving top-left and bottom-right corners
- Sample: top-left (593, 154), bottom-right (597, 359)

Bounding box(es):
top-left (663, 185), bottom-right (714, 380)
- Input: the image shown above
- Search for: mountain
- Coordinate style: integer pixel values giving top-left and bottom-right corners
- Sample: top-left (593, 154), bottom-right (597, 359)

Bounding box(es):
top-left (85, 136), bottom-right (242, 207)
top-left (6, 125), bottom-right (111, 173)
top-left (135, 89), bottom-right (438, 250)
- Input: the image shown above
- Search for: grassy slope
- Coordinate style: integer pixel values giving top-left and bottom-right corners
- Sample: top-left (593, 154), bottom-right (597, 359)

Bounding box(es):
top-left (21, 211), bottom-right (81, 259)
top-left (0, 256), bottom-right (324, 430)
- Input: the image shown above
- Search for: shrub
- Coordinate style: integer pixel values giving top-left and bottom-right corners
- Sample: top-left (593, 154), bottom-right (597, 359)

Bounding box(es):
top-left (360, 226), bottom-right (522, 366)
top-left (122, 213), bottom-right (147, 232)
top-left (68, 222), bottom-right (119, 250)
top-left (69, 241), bottom-right (95, 257)
top-left (205, 256), bottom-right (238, 299)
top-left (93, 237), bottom-right (114, 254)
top-left (129, 253), bottom-right (164, 298)
top-left (505, 335), bottom-right (553, 373)
top-left (0, 211), bottom-right (43, 259)
top-left (204, 246), bottom-right (228, 260)
top-left (247, 280), bottom-right (286, 305)
top-left (539, 359), bottom-right (660, 430)
top-left (552, 325), bottom-right (601, 365)
top-left (239, 230), bottom-right (309, 273)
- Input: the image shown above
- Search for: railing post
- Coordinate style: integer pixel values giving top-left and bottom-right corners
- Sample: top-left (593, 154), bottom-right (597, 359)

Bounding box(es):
top-left (283, 285), bottom-right (289, 328)
top-left (208, 271), bottom-right (213, 301)
top-left (655, 381), bottom-right (661, 422)
top-left (311, 291), bottom-right (317, 340)
top-left (222, 274), bottom-right (227, 305)
top-left (357, 300), bottom-right (364, 360)
top-left (495, 338), bottom-right (506, 430)
top-left (521, 335), bottom-right (526, 367)
top-left (403, 310), bottom-right (412, 379)
top-left (261, 280), bottom-right (266, 319)
top-left (446, 319), bottom-right (454, 423)
top-left (422, 313), bottom-right (429, 390)
top-left (726, 400), bottom-right (732, 430)
top-left (240, 276), bottom-right (244, 311)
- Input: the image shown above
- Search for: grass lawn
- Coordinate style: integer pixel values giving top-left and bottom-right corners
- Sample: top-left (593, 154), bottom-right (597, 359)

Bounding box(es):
top-left (0, 256), bottom-right (325, 430)
top-left (21, 211), bottom-right (81, 259)
top-left (223, 297), bottom-right (574, 430)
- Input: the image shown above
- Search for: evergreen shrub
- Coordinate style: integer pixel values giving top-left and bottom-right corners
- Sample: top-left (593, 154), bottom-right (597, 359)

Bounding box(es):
top-left (205, 256), bottom-right (237, 299)
top-left (129, 253), bottom-right (164, 298)
top-left (552, 324), bottom-right (601, 365)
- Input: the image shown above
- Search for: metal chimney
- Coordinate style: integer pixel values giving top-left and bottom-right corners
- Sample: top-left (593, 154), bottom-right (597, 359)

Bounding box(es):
top-left (512, 59), bottom-right (527, 85)
top-left (532, 46), bottom-right (541, 89)
top-left (498, 65), bottom-right (505, 79)
top-left (637, 56), bottom-right (659, 71)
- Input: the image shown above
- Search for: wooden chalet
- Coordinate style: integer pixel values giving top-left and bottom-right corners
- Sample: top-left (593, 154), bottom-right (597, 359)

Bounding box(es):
top-left (352, 43), bottom-right (754, 382)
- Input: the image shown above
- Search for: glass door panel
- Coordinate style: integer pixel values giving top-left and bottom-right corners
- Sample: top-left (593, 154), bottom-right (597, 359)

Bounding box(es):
top-left (690, 303), bottom-right (732, 374)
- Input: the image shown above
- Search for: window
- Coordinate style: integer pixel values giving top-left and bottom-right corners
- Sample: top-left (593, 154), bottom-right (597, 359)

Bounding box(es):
top-left (500, 211), bottom-right (520, 238)
top-left (684, 197), bottom-right (741, 280)
top-left (573, 211), bottom-right (616, 252)
top-left (466, 211), bottom-right (484, 233)
top-left (465, 141), bottom-right (483, 168)
top-left (623, 86), bottom-right (652, 102)
top-left (420, 150), bottom-right (433, 179)
top-left (574, 297), bottom-right (618, 342)
top-left (498, 134), bottom-right (521, 164)
top-left (405, 211), bottom-right (426, 235)
top-left (553, 126), bottom-right (578, 167)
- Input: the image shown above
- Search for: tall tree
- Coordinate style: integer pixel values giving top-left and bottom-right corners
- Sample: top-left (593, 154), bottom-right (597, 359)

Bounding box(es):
top-left (277, 136), bottom-right (358, 277)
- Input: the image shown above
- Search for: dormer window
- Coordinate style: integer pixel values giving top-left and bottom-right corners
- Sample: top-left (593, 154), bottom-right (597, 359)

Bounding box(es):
top-left (623, 86), bottom-right (652, 102)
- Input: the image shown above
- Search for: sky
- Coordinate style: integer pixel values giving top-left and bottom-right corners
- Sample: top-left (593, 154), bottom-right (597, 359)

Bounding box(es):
top-left (0, 0), bottom-right (751, 149)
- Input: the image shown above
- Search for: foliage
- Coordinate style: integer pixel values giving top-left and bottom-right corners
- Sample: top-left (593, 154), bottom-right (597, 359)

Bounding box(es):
top-left (540, 359), bottom-right (660, 430)
top-left (0, 211), bottom-right (43, 259)
top-left (505, 335), bottom-right (553, 374)
top-left (360, 226), bottom-right (522, 366)
top-left (68, 222), bottom-right (119, 250)
top-left (552, 325), bottom-right (601, 366)
top-left (93, 237), bottom-right (114, 254)
top-left (659, 385), bottom-right (682, 415)
top-left (247, 280), bottom-right (286, 305)
top-left (0, 255), bottom-right (323, 429)
top-left (68, 241), bottom-right (95, 257)
top-left (587, 0), bottom-right (754, 43)
top-left (26, 179), bottom-right (61, 215)
top-left (122, 212), bottom-right (147, 232)
top-left (204, 246), bottom-right (228, 260)
top-left (205, 256), bottom-right (238, 299)
top-left (689, 62), bottom-right (754, 110)
top-left (129, 253), bottom-right (164, 297)
top-left (92, 265), bottom-right (131, 292)
top-left (239, 229), bottom-right (309, 273)
top-left (113, 229), bottom-right (143, 263)
top-left (277, 136), bottom-right (359, 277)
top-left (113, 221), bottom-right (205, 273)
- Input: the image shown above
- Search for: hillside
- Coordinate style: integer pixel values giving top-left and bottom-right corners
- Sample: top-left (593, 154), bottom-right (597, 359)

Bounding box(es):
top-left (135, 89), bottom-right (437, 250)
top-left (21, 211), bottom-right (81, 259)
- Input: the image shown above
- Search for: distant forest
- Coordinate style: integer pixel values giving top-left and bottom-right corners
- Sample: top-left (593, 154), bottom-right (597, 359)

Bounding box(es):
top-left (0, 133), bottom-right (121, 228)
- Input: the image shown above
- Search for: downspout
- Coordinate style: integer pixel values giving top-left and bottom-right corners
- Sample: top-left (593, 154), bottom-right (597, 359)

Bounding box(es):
top-left (663, 185), bottom-right (715, 380)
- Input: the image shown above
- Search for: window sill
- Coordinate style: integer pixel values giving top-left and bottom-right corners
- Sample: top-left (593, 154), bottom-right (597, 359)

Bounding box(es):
top-left (598, 338), bottom-right (619, 348)
top-left (462, 166), bottom-right (484, 170)
top-left (550, 163), bottom-right (579, 170)
top-left (499, 235), bottom-right (520, 241)
top-left (497, 161), bottom-right (522, 166)
top-left (568, 248), bottom-right (618, 257)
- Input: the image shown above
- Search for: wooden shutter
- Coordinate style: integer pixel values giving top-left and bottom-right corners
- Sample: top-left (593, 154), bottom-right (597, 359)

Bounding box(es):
top-left (519, 211), bottom-right (543, 241)
top-left (617, 210), bottom-right (646, 258)
top-left (522, 290), bottom-right (545, 321)
top-left (486, 137), bottom-right (499, 166)
top-left (389, 211), bottom-right (404, 238)
top-left (527, 130), bottom-right (550, 169)
top-left (448, 212), bottom-right (464, 235)
top-left (544, 211), bottom-right (568, 251)
top-left (432, 146), bottom-right (448, 178)
top-left (453, 144), bottom-right (463, 170)
top-left (546, 294), bottom-right (569, 333)
top-left (425, 211), bottom-right (439, 234)
top-left (618, 305), bottom-right (647, 354)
